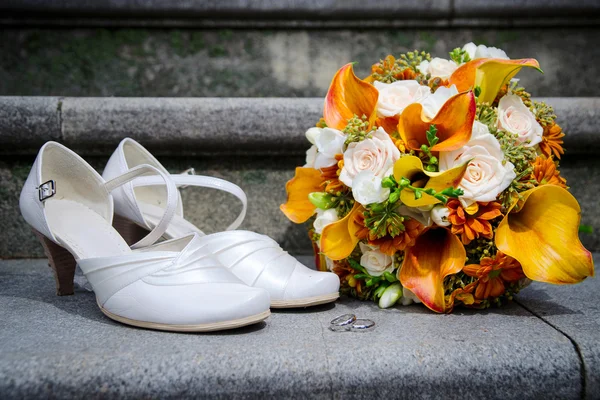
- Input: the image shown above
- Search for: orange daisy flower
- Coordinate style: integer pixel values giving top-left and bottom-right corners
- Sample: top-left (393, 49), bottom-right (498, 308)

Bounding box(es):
top-left (353, 212), bottom-right (424, 256)
top-left (447, 200), bottom-right (502, 245)
top-left (463, 252), bottom-right (525, 300)
top-left (539, 123), bottom-right (565, 159)
top-left (446, 281), bottom-right (479, 312)
top-left (531, 156), bottom-right (567, 188)
top-left (367, 219), bottom-right (425, 256)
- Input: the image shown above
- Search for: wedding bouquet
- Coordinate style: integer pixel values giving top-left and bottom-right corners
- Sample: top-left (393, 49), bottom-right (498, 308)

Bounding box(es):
top-left (281, 43), bottom-right (595, 313)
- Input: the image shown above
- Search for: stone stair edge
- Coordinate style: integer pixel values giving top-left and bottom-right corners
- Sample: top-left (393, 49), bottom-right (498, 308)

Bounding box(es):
top-left (1, 0), bottom-right (599, 28)
top-left (0, 96), bottom-right (598, 157)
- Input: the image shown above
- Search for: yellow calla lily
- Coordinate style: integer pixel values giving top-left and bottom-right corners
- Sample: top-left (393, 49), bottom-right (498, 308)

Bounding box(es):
top-left (495, 185), bottom-right (594, 284)
top-left (323, 63), bottom-right (379, 130)
top-left (399, 228), bottom-right (466, 313)
top-left (320, 203), bottom-right (362, 260)
top-left (397, 90), bottom-right (476, 152)
top-left (280, 167), bottom-right (323, 223)
top-left (448, 58), bottom-right (542, 104)
top-left (393, 156), bottom-right (468, 207)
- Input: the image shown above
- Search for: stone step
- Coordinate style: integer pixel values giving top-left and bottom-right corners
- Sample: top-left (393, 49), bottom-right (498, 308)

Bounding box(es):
top-left (0, 96), bottom-right (598, 258)
top-left (1, 255), bottom-right (599, 398)
top-left (1, 27), bottom-right (599, 98)
top-left (2, 0), bottom-right (599, 28)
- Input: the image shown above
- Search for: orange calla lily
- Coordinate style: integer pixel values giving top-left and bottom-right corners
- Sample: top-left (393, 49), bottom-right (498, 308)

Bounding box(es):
top-left (280, 167), bottom-right (323, 223)
top-left (323, 63), bottom-right (379, 130)
top-left (495, 185), bottom-right (594, 284)
top-left (448, 58), bottom-right (542, 104)
top-left (320, 203), bottom-right (362, 260)
top-left (399, 228), bottom-right (466, 313)
top-left (397, 91), bottom-right (476, 152)
top-left (393, 155), bottom-right (468, 207)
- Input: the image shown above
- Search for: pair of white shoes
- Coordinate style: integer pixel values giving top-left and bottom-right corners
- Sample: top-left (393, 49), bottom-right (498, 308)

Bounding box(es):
top-left (20, 139), bottom-right (340, 332)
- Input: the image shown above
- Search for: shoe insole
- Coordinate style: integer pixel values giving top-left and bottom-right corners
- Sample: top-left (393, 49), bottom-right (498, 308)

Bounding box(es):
top-left (138, 201), bottom-right (205, 239)
top-left (45, 199), bottom-right (131, 259)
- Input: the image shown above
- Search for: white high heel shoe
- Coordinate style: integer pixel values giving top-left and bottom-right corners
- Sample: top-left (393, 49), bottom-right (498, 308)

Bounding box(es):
top-left (103, 138), bottom-right (340, 308)
top-left (20, 142), bottom-right (270, 331)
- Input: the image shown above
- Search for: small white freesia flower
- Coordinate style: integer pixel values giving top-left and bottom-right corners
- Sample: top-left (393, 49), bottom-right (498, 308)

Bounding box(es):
top-left (399, 287), bottom-right (422, 306)
top-left (304, 145), bottom-right (317, 168)
top-left (304, 127), bottom-right (346, 168)
top-left (419, 85), bottom-right (459, 119)
top-left (359, 242), bottom-right (394, 277)
top-left (397, 205), bottom-right (433, 228)
top-left (305, 127), bottom-right (321, 145)
top-left (431, 205), bottom-right (451, 227)
top-left (439, 121), bottom-right (516, 206)
top-left (373, 80), bottom-right (431, 118)
top-left (313, 208), bottom-right (339, 235)
top-left (352, 170), bottom-right (390, 206)
top-left (497, 94), bottom-right (543, 147)
top-left (417, 57), bottom-right (458, 80)
top-left (379, 282), bottom-right (402, 309)
top-left (340, 127), bottom-right (400, 187)
top-left (462, 42), bottom-right (509, 60)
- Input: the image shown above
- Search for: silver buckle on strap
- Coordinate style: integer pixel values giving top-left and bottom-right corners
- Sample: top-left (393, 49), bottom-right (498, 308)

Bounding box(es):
top-left (38, 180), bottom-right (56, 201)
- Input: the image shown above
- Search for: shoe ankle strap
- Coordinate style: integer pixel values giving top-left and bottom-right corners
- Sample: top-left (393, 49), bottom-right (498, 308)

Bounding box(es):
top-left (105, 164), bottom-right (178, 249)
top-left (130, 173), bottom-right (247, 231)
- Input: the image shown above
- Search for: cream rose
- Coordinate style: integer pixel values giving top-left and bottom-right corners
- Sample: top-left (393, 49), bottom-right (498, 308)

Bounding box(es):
top-left (419, 85), bottom-right (459, 119)
top-left (417, 57), bottom-right (458, 80)
top-left (462, 42), bottom-right (509, 60)
top-left (339, 128), bottom-right (400, 187)
top-left (352, 171), bottom-right (390, 206)
top-left (359, 243), bottom-right (394, 277)
top-left (497, 95), bottom-right (543, 147)
top-left (313, 208), bottom-right (339, 235)
top-left (373, 80), bottom-right (430, 118)
top-left (304, 127), bottom-right (346, 168)
top-left (439, 121), bottom-right (516, 206)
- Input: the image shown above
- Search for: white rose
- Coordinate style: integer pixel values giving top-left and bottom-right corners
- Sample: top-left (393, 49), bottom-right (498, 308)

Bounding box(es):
top-left (497, 95), bottom-right (543, 147)
top-left (339, 127), bottom-right (400, 187)
top-left (313, 208), bottom-right (339, 235)
top-left (419, 85), bottom-right (459, 119)
top-left (304, 127), bottom-right (346, 168)
top-left (462, 42), bottom-right (509, 60)
top-left (359, 243), bottom-right (394, 276)
top-left (352, 171), bottom-right (390, 206)
top-left (430, 205), bottom-right (450, 227)
top-left (417, 58), bottom-right (458, 80)
top-left (304, 145), bottom-right (317, 168)
top-left (439, 121), bottom-right (516, 206)
top-left (373, 80), bottom-right (431, 118)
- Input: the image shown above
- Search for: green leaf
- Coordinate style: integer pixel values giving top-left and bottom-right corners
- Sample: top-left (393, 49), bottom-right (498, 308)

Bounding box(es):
top-left (579, 224), bottom-right (594, 234)
top-left (383, 271), bottom-right (398, 283)
top-left (348, 258), bottom-right (367, 273)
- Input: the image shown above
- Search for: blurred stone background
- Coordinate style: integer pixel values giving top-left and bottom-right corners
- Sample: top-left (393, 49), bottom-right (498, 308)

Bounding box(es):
top-left (1, 28), bottom-right (598, 98)
top-left (0, 0), bottom-right (599, 258)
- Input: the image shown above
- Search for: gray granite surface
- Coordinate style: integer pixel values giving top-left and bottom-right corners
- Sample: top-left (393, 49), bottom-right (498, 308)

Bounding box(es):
top-left (1, 255), bottom-right (598, 399)
top-left (0, 97), bottom-right (598, 156)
